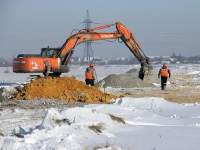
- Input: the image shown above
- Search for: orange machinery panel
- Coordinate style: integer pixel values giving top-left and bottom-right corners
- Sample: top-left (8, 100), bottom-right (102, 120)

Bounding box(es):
top-left (13, 57), bottom-right (60, 73)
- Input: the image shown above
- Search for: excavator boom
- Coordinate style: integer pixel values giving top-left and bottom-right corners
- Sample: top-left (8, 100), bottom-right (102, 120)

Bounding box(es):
top-left (58, 22), bottom-right (152, 79)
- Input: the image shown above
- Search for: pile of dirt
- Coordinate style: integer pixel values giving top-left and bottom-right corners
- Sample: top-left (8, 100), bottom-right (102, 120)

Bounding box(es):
top-left (12, 76), bottom-right (118, 104)
top-left (97, 68), bottom-right (157, 88)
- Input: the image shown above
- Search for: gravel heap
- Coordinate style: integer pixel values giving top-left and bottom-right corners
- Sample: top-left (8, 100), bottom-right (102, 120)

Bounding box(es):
top-left (97, 68), bottom-right (157, 88)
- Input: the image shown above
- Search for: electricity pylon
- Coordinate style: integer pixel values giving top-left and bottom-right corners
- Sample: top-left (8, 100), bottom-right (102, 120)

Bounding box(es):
top-left (82, 10), bottom-right (94, 64)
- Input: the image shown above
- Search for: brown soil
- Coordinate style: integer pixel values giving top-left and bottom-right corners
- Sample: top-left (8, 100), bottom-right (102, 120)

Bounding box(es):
top-left (12, 76), bottom-right (118, 104)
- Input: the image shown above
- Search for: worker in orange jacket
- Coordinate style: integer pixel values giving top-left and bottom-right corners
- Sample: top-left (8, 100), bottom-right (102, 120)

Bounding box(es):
top-left (85, 64), bottom-right (95, 86)
top-left (158, 63), bottom-right (171, 90)
top-left (44, 60), bottom-right (51, 77)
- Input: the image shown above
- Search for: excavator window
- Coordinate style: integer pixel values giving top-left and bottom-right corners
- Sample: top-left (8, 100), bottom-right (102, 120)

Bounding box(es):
top-left (41, 48), bottom-right (46, 57)
top-left (41, 48), bottom-right (59, 58)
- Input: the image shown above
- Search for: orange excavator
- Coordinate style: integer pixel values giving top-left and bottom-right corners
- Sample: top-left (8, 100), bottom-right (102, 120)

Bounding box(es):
top-left (13, 22), bottom-right (153, 80)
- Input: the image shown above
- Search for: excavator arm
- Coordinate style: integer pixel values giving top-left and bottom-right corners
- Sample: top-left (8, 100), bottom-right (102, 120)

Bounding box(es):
top-left (58, 22), bottom-right (152, 79)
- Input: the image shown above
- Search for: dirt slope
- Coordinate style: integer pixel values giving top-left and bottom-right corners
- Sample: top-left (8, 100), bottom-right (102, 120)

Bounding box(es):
top-left (12, 76), bottom-right (118, 104)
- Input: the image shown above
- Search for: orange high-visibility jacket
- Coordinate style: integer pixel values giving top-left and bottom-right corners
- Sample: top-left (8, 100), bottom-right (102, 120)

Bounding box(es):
top-left (161, 68), bottom-right (169, 76)
top-left (85, 68), bottom-right (94, 79)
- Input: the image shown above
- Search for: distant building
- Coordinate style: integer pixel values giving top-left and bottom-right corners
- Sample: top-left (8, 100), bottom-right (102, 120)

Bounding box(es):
top-left (82, 57), bottom-right (93, 62)
top-left (149, 56), bottom-right (170, 64)
top-left (92, 57), bottom-right (109, 64)
top-left (117, 57), bottom-right (126, 61)
top-left (162, 58), bottom-right (171, 64)
top-left (71, 57), bottom-right (81, 62)
top-left (149, 56), bottom-right (170, 59)
top-left (100, 57), bottom-right (109, 64)
top-left (170, 53), bottom-right (181, 62)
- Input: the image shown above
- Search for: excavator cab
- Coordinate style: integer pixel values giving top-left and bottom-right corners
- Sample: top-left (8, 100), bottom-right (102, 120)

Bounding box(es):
top-left (41, 47), bottom-right (60, 58)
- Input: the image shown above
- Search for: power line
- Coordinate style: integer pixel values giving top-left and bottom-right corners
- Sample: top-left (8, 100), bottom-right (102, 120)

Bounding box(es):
top-left (1, 31), bottom-right (199, 41)
top-left (134, 32), bottom-right (200, 34)
top-left (95, 22), bottom-right (200, 25)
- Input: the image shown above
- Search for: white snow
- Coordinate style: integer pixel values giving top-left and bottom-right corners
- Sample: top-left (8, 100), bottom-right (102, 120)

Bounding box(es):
top-left (186, 71), bottom-right (200, 75)
top-left (0, 64), bottom-right (200, 150)
top-left (194, 72), bottom-right (200, 82)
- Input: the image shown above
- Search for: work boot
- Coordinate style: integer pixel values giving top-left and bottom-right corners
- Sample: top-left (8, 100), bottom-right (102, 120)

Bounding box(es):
top-left (161, 83), bottom-right (164, 90)
top-left (163, 84), bottom-right (166, 90)
top-left (45, 71), bottom-right (49, 77)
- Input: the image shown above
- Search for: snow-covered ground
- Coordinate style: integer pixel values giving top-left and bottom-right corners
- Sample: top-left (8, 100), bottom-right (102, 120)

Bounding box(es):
top-left (0, 64), bottom-right (200, 150)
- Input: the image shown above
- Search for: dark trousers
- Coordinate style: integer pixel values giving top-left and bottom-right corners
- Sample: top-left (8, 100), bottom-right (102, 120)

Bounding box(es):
top-left (44, 66), bottom-right (50, 77)
top-left (161, 76), bottom-right (168, 90)
top-left (85, 79), bottom-right (94, 86)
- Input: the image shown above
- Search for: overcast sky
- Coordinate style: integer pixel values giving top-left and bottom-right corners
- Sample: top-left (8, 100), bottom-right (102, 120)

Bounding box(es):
top-left (0, 0), bottom-right (200, 59)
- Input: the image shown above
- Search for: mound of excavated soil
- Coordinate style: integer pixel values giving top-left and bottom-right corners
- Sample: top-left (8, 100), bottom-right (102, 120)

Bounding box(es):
top-left (12, 76), bottom-right (118, 104)
top-left (97, 68), bottom-right (157, 88)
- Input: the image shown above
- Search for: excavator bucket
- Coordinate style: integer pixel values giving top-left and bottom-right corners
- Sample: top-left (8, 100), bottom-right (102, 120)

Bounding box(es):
top-left (138, 65), bottom-right (153, 79)
top-left (138, 65), bottom-right (155, 83)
